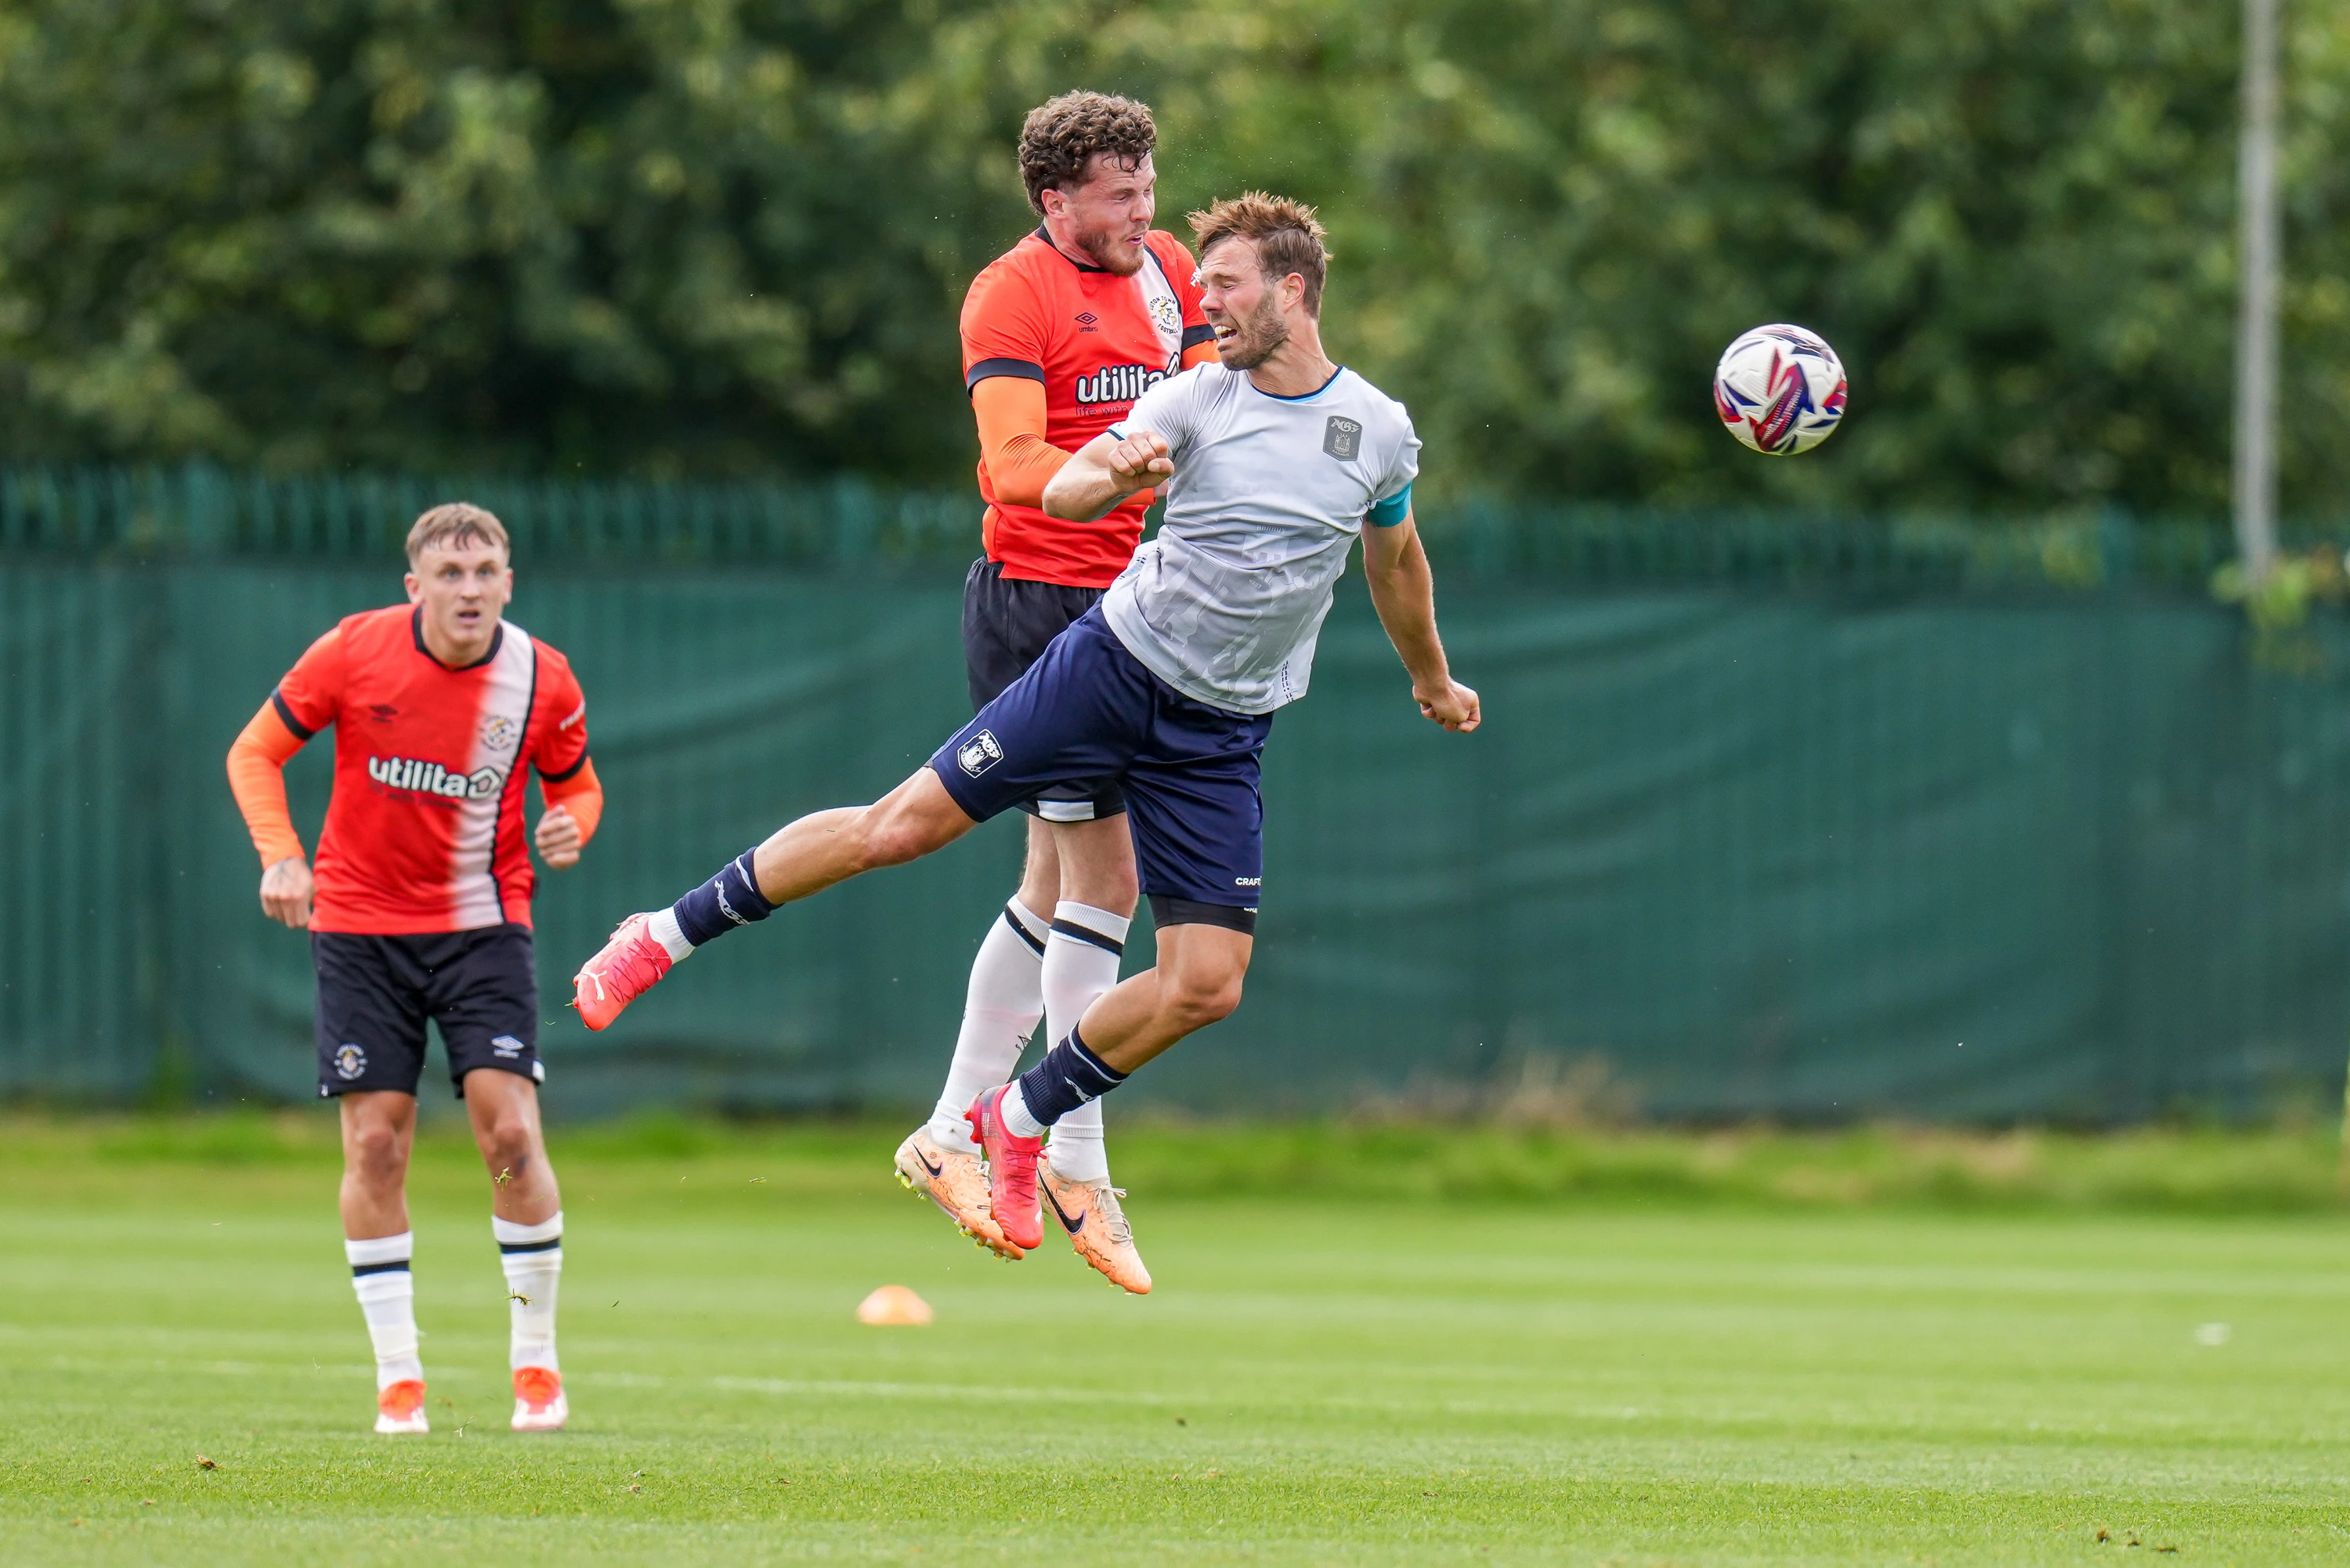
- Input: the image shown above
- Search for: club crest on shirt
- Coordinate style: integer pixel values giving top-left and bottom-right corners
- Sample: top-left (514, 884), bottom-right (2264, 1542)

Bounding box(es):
top-left (479, 714), bottom-right (520, 752)
top-left (334, 1044), bottom-right (367, 1080)
top-left (1148, 295), bottom-right (1181, 335)
top-left (1323, 416), bottom-right (1363, 461)
top-left (956, 730), bottom-right (1005, 777)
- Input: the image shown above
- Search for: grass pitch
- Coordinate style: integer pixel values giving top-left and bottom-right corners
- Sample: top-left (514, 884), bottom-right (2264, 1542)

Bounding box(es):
top-left (4, 1118), bottom-right (2349, 1565)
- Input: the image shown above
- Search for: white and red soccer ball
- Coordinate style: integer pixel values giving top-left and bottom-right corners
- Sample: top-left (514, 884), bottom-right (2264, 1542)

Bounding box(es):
top-left (1713, 324), bottom-right (1847, 454)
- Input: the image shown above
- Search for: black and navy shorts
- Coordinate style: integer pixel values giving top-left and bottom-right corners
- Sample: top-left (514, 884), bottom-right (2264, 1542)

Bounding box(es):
top-left (962, 557), bottom-right (1126, 822)
top-left (311, 923), bottom-right (544, 1100)
top-left (931, 606), bottom-right (1270, 933)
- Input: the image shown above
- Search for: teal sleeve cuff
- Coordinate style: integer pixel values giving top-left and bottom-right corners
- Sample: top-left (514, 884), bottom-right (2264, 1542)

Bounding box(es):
top-left (1367, 483), bottom-right (1412, 527)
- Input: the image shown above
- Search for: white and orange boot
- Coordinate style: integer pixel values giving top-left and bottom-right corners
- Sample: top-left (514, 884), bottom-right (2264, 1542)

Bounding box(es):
top-left (571, 913), bottom-right (674, 1031)
top-left (964, 1086), bottom-right (1046, 1255)
top-left (895, 1125), bottom-right (1022, 1259)
top-left (1039, 1163), bottom-right (1152, 1294)
top-left (374, 1379), bottom-right (429, 1435)
top-left (512, 1366), bottom-right (567, 1432)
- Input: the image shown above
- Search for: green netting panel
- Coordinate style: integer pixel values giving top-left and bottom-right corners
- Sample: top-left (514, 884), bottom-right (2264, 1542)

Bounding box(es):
top-left (4, 554), bottom-right (2348, 1121)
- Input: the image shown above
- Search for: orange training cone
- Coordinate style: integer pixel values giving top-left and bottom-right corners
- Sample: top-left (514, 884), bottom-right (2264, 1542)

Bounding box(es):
top-left (855, 1284), bottom-right (934, 1326)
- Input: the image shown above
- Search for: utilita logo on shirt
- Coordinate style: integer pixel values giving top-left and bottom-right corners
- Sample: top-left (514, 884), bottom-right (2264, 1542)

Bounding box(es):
top-left (368, 755), bottom-right (504, 800)
top-left (1075, 364), bottom-right (1171, 406)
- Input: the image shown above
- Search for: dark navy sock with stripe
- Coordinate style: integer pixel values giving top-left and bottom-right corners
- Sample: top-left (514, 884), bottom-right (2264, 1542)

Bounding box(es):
top-left (671, 847), bottom-right (776, 948)
top-left (1009, 1024), bottom-right (1128, 1131)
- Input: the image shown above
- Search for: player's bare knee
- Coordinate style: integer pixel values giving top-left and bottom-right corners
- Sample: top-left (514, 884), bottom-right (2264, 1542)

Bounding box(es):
top-left (1163, 970), bottom-right (1245, 1030)
top-left (1065, 861), bottom-right (1140, 914)
top-left (345, 1121), bottom-right (407, 1185)
top-left (478, 1115), bottom-right (537, 1173)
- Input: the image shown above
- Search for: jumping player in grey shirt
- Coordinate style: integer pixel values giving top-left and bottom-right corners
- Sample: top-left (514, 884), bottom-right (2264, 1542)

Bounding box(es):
top-left (572, 192), bottom-right (1479, 1264)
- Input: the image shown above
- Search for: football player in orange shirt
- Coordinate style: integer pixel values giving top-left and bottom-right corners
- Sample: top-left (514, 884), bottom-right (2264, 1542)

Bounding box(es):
top-left (226, 504), bottom-right (602, 1435)
top-left (888, 92), bottom-right (1220, 1292)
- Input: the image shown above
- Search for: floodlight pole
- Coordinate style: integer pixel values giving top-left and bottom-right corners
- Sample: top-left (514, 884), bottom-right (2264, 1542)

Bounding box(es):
top-left (2232, 0), bottom-right (2281, 583)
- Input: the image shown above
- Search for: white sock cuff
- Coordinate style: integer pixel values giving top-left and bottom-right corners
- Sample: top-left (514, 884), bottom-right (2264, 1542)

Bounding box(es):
top-left (647, 907), bottom-right (694, 961)
top-left (493, 1212), bottom-right (564, 1247)
top-left (1006, 898), bottom-right (1051, 943)
top-left (1052, 901), bottom-right (1132, 943)
top-left (1002, 1082), bottom-right (1048, 1140)
top-left (353, 1270), bottom-right (414, 1306)
top-left (345, 1232), bottom-right (414, 1268)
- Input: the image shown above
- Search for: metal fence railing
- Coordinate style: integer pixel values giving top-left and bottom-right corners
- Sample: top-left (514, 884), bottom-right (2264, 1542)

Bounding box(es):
top-left (0, 459), bottom-right (2322, 594)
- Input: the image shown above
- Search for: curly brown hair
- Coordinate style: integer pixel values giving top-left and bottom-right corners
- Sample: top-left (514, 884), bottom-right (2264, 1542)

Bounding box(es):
top-left (1018, 92), bottom-right (1157, 215)
top-left (1188, 192), bottom-right (1330, 317)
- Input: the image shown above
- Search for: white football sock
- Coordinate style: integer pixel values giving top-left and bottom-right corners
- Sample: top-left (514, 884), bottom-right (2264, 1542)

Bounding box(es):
top-left (927, 900), bottom-right (1047, 1151)
top-left (494, 1213), bottom-right (562, 1374)
top-left (1042, 901), bottom-right (1130, 1184)
top-left (347, 1232), bottom-right (422, 1389)
top-left (647, 907), bottom-right (695, 962)
top-left (1001, 1081), bottom-right (1048, 1140)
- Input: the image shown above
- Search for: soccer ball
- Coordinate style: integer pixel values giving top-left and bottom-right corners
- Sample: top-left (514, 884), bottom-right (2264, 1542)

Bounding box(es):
top-left (1712, 324), bottom-right (1847, 454)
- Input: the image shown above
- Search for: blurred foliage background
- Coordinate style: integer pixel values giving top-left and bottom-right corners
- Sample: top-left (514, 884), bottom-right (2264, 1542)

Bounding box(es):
top-left (0, 0), bottom-right (2344, 515)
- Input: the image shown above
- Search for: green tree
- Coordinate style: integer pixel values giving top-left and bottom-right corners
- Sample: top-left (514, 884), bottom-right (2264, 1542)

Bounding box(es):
top-left (0, 0), bottom-right (2345, 517)
top-left (0, 0), bottom-right (989, 475)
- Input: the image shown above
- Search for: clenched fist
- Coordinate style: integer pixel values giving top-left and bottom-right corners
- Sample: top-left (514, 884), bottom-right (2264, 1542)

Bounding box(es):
top-left (534, 804), bottom-right (582, 869)
top-left (260, 855), bottom-right (314, 929)
top-left (1106, 429), bottom-right (1174, 496)
top-left (1415, 680), bottom-right (1481, 733)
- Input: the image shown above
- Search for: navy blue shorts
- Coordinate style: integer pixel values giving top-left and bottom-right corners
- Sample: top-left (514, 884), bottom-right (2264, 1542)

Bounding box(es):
top-left (961, 558), bottom-right (1125, 823)
top-left (931, 608), bottom-right (1270, 927)
top-left (312, 924), bottom-right (543, 1099)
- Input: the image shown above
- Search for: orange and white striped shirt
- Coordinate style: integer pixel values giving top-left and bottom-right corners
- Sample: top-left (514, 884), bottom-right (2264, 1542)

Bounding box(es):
top-left (261, 605), bottom-right (591, 933)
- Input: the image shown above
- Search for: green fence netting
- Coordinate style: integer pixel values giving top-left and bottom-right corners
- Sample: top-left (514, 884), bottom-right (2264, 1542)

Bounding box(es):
top-left (3, 467), bottom-right (2346, 1122)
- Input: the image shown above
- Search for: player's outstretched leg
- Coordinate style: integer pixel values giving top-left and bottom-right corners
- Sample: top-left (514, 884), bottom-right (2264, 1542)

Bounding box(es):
top-left (572, 776), bottom-right (978, 1029)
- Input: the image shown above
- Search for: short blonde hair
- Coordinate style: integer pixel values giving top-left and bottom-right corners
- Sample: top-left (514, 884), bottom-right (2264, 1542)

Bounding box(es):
top-left (1188, 192), bottom-right (1330, 316)
top-left (406, 502), bottom-right (509, 565)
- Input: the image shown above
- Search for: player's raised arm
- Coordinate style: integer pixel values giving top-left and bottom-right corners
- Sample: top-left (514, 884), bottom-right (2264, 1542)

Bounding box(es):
top-left (1361, 507), bottom-right (1480, 733)
top-left (1041, 428), bottom-right (1173, 522)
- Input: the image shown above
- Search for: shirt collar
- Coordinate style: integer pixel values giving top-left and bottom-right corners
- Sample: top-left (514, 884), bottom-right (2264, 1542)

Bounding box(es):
top-left (1032, 224), bottom-right (1113, 274)
top-left (410, 606), bottom-right (504, 670)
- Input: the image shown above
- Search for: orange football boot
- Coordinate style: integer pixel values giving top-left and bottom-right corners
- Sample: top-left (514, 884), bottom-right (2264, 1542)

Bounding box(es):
top-left (571, 913), bottom-right (672, 1031)
top-left (895, 1125), bottom-right (1021, 1259)
top-left (964, 1086), bottom-right (1045, 1254)
top-left (1039, 1163), bottom-right (1152, 1294)
top-left (511, 1366), bottom-right (567, 1432)
top-left (374, 1378), bottom-right (428, 1435)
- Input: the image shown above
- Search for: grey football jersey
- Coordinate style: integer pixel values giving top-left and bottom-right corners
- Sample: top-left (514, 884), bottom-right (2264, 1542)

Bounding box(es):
top-left (1101, 363), bottom-right (1419, 714)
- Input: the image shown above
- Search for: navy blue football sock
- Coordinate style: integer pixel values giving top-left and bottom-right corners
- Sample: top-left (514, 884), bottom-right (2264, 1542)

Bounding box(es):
top-left (671, 848), bottom-right (776, 947)
top-left (1009, 1025), bottom-right (1128, 1130)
